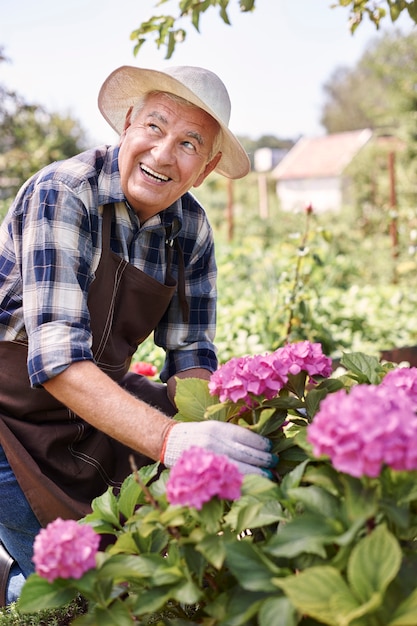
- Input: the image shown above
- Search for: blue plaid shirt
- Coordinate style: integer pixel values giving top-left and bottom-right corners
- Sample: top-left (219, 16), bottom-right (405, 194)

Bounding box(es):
top-left (0, 145), bottom-right (217, 386)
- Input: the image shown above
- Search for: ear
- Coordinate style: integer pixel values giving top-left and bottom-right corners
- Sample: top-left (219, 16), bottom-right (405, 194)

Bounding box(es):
top-left (119, 106), bottom-right (134, 145)
top-left (193, 152), bottom-right (222, 188)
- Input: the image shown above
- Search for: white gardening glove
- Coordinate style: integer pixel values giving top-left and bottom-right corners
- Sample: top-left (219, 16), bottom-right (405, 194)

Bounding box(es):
top-left (161, 421), bottom-right (278, 477)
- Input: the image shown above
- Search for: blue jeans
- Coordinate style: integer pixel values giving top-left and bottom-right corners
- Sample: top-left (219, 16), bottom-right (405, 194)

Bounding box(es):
top-left (0, 444), bottom-right (41, 604)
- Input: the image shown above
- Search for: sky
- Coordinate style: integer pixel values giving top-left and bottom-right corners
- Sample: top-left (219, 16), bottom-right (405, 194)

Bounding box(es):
top-left (1, 0), bottom-right (415, 147)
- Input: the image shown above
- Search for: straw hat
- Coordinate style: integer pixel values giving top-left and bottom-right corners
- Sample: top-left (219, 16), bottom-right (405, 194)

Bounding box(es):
top-left (98, 65), bottom-right (250, 179)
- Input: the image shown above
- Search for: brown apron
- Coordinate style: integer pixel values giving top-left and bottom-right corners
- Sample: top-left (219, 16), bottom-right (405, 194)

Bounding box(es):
top-left (0, 204), bottom-right (178, 526)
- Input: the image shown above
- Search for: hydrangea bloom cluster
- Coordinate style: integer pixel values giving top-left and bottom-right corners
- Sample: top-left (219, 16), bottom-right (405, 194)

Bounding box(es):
top-left (208, 341), bottom-right (332, 405)
top-left (380, 367), bottom-right (417, 410)
top-left (307, 383), bottom-right (417, 478)
top-left (166, 446), bottom-right (243, 510)
top-left (33, 518), bottom-right (100, 583)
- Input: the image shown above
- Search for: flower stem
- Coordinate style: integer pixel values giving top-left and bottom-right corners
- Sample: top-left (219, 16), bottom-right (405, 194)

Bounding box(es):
top-left (284, 205), bottom-right (313, 342)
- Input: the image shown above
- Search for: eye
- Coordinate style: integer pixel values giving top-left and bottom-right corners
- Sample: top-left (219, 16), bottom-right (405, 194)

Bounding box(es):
top-left (182, 140), bottom-right (197, 152)
top-left (147, 122), bottom-right (161, 133)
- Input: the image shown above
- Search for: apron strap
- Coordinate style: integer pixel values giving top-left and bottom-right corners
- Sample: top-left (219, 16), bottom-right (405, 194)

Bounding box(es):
top-left (165, 226), bottom-right (190, 324)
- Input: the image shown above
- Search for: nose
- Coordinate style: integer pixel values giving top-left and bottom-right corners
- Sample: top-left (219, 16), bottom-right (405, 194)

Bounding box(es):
top-left (152, 136), bottom-right (176, 165)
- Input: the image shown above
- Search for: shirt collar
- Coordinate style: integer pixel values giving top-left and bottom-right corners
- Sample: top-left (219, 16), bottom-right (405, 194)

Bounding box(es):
top-left (100, 145), bottom-right (184, 238)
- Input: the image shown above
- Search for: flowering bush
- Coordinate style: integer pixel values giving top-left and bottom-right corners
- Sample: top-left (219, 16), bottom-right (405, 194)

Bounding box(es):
top-left (19, 343), bottom-right (417, 625)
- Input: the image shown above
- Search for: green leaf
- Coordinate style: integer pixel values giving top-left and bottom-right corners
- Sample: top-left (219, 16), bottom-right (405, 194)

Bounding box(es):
top-left (347, 524), bottom-right (402, 604)
top-left (90, 488), bottom-right (122, 529)
top-left (130, 585), bottom-right (174, 615)
top-left (98, 553), bottom-right (159, 582)
top-left (340, 474), bottom-right (379, 523)
top-left (240, 0), bottom-right (256, 10)
top-left (281, 459), bottom-right (309, 493)
top-left (117, 474), bottom-right (142, 519)
top-left (174, 377), bottom-right (217, 420)
top-left (259, 595), bottom-right (298, 626)
top-left (109, 531), bottom-right (140, 555)
top-left (225, 541), bottom-right (281, 592)
top-left (91, 600), bottom-right (134, 626)
top-left (257, 409), bottom-right (288, 437)
top-left (274, 566), bottom-right (360, 626)
top-left (171, 578), bottom-right (202, 605)
top-left (408, 2), bottom-right (417, 22)
top-left (263, 396), bottom-right (305, 411)
top-left (340, 352), bottom-right (384, 384)
top-left (196, 532), bottom-right (227, 569)
top-left (241, 472), bottom-right (281, 497)
top-left (232, 498), bottom-right (284, 533)
top-left (286, 371), bottom-right (308, 398)
top-left (304, 378), bottom-right (345, 418)
top-left (204, 400), bottom-right (231, 421)
top-left (206, 587), bottom-right (266, 624)
top-left (388, 587), bottom-right (417, 625)
top-left (288, 485), bottom-right (341, 519)
top-left (198, 497), bottom-right (224, 533)
top-left (266, 513), bottom-right (342, 559)
top-left (18, 574), bottom-right (77, 612)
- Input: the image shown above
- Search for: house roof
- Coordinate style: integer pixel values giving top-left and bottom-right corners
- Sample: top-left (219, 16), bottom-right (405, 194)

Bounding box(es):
top-left (272, 129), bottom-right (373, 180)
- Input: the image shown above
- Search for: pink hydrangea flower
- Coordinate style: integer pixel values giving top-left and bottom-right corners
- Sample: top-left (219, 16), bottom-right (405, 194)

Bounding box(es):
top-left (273, 341), bottom-right (333, 379)
top-left (380, 367), bottom-right (417, 409)
top-left (131, 361), bottom-right (158, 377)
top-left (208, 354), bottom-right (288, 405)
top-left (33, 518), bottom-right (100, 583)
top-left (307, 384), bottom-right (417, 478)
top-left (208, 341), bottom-right (332, 406)
top-left (166, 446), bottom-right (243, 510)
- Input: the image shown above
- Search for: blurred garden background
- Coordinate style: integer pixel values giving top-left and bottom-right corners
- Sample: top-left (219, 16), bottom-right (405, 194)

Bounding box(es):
top-left (1, 1), bottom-right (417, 376)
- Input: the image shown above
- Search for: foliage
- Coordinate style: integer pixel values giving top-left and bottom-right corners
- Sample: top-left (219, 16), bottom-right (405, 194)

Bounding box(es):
top-left (0, 596), bottom-right (87, 626)
top-left (321, 30), bottom-right (417, 134)
top-left (336, 0), bottom-right (417, 32)
top-left (0, 55), bottom-right (88, 217)
top-left (319, 27), bottom-right (417, 213)
top-left (134, 191), bottom-right (417, 375)
top-left (129, 0), bottom-right (417, 59)
top-left (18, 350), bottom-right (417, 625)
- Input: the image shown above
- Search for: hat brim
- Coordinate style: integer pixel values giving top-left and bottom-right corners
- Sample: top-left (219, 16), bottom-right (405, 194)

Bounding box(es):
top-left (98, 66), bottom-right (250, 179)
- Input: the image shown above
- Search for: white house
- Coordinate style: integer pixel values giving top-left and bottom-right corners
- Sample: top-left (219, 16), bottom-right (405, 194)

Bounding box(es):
top-left (272, 129), bottom-right (373, 213)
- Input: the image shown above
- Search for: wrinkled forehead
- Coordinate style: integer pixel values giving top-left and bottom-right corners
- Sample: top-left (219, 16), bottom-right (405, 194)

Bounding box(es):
top-left (131, 91), bottom-right (222, 150)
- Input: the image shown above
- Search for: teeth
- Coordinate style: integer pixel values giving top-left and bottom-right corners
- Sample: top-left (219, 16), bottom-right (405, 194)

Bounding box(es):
top-left (141, 164), bottom-right (169, 182)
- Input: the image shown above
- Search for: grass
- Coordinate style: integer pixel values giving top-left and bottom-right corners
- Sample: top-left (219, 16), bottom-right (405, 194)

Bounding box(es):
top-left (0, 597), bottom-right (87, 625)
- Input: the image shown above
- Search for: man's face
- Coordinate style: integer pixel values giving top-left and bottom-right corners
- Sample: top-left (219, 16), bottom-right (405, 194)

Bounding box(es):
top-left (118, 93), bottom-right (221, 222)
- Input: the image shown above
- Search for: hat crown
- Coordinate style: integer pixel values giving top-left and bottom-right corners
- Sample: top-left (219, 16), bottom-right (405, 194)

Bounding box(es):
top-left (165, 66), bottom-right (231, 127)
top-left (98, 64), bottom-right (250, 178)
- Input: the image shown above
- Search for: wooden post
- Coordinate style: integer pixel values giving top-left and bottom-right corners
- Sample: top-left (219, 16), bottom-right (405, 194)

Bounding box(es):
top-left (258, 173), bottom-right (269, 219)
top-left (226, 178), bottom-right (234, 242)
top-left (388, 151), bottom-right (399, 282)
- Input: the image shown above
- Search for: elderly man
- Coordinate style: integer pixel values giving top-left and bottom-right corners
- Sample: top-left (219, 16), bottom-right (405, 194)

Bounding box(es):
top-left (0, 65), bottom-right (277, 604)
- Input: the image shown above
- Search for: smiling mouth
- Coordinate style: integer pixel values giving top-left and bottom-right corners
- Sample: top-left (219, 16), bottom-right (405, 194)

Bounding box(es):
top-left (140, 164), bottom-right (170, 182)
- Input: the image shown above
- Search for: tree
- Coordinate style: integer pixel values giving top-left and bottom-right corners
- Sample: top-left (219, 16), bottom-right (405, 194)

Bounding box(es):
top-left (320, 30), bottom-right (417, 213)
top-left (0, 52), bottom-right (87, 206)
top-left (129, 0), bottom-right (417, 59)
top-left (320, 30), bottom-right (417, 134)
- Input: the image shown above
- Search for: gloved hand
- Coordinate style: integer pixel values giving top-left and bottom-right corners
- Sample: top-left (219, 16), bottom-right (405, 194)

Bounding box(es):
top-left (161, 421), bottom-right (278, 477)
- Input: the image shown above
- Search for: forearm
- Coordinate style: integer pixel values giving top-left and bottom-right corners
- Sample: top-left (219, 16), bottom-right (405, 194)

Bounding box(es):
top-left (43, 360), bottom-right (173, 461)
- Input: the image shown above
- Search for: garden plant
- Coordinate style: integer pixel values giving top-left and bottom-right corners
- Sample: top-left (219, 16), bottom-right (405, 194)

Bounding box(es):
top-left (15, 342), bottom-right (417, 626)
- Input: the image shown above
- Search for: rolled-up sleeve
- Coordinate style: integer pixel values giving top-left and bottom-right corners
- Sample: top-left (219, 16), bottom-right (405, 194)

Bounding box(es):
top-left (21, 182), bottom-right (97, 386)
